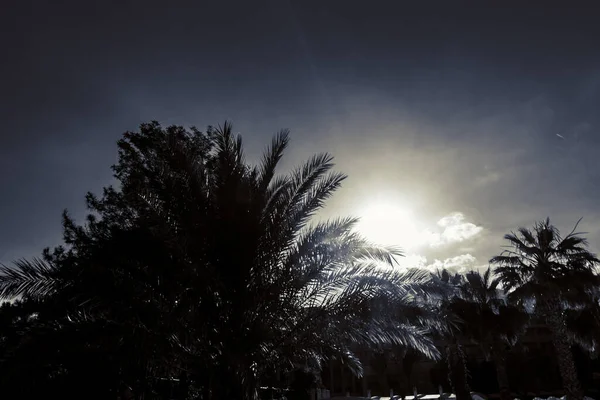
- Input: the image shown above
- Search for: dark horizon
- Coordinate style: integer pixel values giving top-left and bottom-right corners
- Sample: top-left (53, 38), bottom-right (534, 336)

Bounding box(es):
top-left (2, 1), bottom-right (600, 270)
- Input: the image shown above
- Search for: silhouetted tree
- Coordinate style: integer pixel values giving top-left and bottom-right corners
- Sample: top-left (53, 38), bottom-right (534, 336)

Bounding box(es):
top-left (491, 218), bottom-right (600, 400)
top-left (431, 269), bottom-right (470, 400)
top-left (0, 122), bottom-right (443, 399)
top-left (450, 268), bottom-right (529, 400)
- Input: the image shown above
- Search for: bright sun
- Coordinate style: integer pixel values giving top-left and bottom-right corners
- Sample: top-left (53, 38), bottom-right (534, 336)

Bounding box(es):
top-left (355, 201), bottom-right (427, 250)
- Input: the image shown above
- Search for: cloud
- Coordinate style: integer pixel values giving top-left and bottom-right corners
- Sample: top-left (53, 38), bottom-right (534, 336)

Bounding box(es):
top-left (389, 212), bottom-right (486, 273)
top-left (429, 212), bottom-right (483, 247)
top-left (397, 252), bottom-right (486, 275)
top-left (374, 211), bottom-right (485, 272)
top-left (425, 254), bottom-right (480, 274)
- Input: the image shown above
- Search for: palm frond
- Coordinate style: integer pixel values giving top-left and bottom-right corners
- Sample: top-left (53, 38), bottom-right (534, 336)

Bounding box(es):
top-left (0, 258), bottom-right (62, 300)
top-left (282, 217), bottom-right (359, 276)
top-left (262, 175), bottom-right (291, 221)
top-left (279, 153), bottom-right (337, 222)
top-left (287, 171), bottom-right (347, 235)
top-left (290, 153), bottom-right (336, 201)
top-left (258, 129), bottom-right (290, 192)
top-left (503, 233), bottom-right (539, 258)
top-left (364, 320), bottom-right (440, 360)
top-left (212, 121), bottom-right (246, 178)
top-left (351, 240), bottom-right (403, 266)
top-left (517, 227), bottom-right (537, 246)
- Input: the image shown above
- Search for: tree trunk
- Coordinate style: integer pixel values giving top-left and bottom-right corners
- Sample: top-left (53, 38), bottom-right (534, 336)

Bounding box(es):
top-left (330, 360), bottom-right (335, 394)
top-left (545, 302), bottom-right (584, 400)
top-left (551, 329), bottom-right (583, 400)
top-left (491, 343), bottom-right (510, 400)
top-left (446, 343), bottom-right (470, 400)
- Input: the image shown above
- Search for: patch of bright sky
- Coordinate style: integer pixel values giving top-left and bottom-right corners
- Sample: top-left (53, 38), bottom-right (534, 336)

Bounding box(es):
top-left (355, 199), bottom-right (486, 273)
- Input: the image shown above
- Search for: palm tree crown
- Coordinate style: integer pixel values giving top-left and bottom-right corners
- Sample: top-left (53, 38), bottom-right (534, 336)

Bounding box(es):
top-left (490, 218), bottom-right (599, 308)
top-left (453, 267), bottom-right (528, 347)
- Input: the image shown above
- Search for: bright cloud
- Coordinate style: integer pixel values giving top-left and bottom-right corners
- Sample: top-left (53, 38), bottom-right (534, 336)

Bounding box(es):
top-left (428, 212), bottom-right (483, 247)
top-left (396, 252), bottom-right (485, 274)
top-left (356, 205), bottom-right (486, 275)
top-left (356, 207), bottom-right (483, 251)
top-left (425, 254), bottom-right (479, 273)
top-left (390, 212), bottom-right (485, 274)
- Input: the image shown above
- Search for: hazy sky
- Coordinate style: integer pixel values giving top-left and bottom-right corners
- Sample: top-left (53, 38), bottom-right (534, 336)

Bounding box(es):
top-left (2, 1), bottom-right (600, 271)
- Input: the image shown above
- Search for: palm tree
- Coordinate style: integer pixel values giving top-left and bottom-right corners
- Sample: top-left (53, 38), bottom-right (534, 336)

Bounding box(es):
top-left (431, 270), bottom-right (471, 400)
top-left (433, 268), bottom-right (463, 287)
top-left (450, 268), bottom-right (529, 400)
top-left (491, 218), bottom-right (600, 400)
top-left (0, 121), bottom-right (443, 399)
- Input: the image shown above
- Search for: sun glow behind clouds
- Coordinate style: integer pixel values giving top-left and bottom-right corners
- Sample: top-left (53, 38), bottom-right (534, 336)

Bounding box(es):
top-left (355, 201), bottom-right (433, 251)
top-left (355, 199), bottom-right (486, 272)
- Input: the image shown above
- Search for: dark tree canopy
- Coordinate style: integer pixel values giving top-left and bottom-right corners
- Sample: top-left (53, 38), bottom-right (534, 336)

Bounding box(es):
top-left (0, 122), bottom-right (444, 399)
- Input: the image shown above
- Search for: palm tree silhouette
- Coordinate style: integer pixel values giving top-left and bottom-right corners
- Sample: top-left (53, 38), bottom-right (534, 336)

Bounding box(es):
top-left (450, 268), bottom-right (529, 400)
top-left (491, 218), bottom-right (600, 400)
top-left (431, 269), bottom-right (471, 400)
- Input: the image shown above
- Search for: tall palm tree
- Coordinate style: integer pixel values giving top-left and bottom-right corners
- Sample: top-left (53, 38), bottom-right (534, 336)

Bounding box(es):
top-left (430, 269), bottom-right (471, 400)
top-left (450, 268), bottom-right (529, 400)
top-left (0, 122), bottom-right (443, 399)
top-left (491, 218), bottom-right (600, 400)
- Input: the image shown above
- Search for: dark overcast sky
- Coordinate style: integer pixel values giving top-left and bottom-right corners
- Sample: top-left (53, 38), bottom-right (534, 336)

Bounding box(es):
top-left (2, 1), bottom-right (600, 269)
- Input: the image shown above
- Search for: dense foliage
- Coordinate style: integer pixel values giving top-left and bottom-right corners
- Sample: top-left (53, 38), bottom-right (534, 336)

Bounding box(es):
top-left (0, 122), bottom-right (444, 399)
